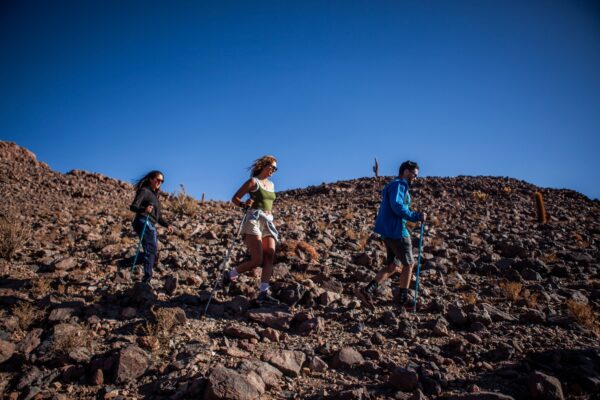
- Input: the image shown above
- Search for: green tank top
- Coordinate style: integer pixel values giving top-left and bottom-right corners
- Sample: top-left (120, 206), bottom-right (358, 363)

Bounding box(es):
top-left (250, 178), bottom-right (276, 212)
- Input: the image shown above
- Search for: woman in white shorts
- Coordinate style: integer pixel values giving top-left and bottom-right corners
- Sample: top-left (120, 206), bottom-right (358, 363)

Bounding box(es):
top-left (223, 155), bottom-right (279, 305)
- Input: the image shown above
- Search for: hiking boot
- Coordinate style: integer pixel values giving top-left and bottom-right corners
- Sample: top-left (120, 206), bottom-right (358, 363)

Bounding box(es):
top-left (222, 270), bottom-right (233, 293)
top-left (256, 291), bottom-right (280, 306)
top-left (354, 286), bottom-right (375, 310)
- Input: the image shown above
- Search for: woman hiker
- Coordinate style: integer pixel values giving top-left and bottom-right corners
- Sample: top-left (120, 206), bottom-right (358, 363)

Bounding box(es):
top-left (223, 155), bottom-right (280, 305)
top-left (130, 170), bottom-right (173, 284)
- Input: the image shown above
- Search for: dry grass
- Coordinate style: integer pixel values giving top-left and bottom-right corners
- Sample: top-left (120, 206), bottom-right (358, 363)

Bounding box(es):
top-left (315, 220), bottom-right (328, 232)
top-left (345, 228), bottom-right (357, 240)
top-left (31, 278), bottom-right (52, 298)
top-left (472, 191), bottom-right (488, 201)
top-left (572, 232), bottom-right (589, 249)
top-left (567, 300), bottom-right (599, 336)
top-left (356, 231), bottom-right (370, 252)
top-left (0, 212), bottom-right (30, 260)
top-left (170, 184), bottom-right (199, 217)
top-left (341, 210), bottom-right (355, 220)
top-left (499, 281), bottom-right (523, 302)
top-left (12, 302), bottom-right (43, 331)
top-left (499, 281), bottom-right (538, 307)
top-left (139, 306), bottom-right (179, 338)
top-left (280, 240), bottom-right (320, 263)
top-left (291, 271), bottom-right (313, 283)
top-left (539, 252), bottom-right (557, 263)
top-left (460, 292), bottom-right (478, 305)
top-left (53, 326), bottom-right (95, 355)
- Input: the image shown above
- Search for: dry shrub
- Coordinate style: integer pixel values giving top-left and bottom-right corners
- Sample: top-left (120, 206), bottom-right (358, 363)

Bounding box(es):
top-left (32, 278), bottom-right (51, 298)
top-left (567, 300), bottom-right (599, 336)
top-left (139, 306), bottom-right (178, 337)
top-left (356, 231), bottom-right (370, 252)
top-left (171, 184), bottom-right (199, 217)
top-left (341, 210), bottom-right (354, 220)
top-left (280, 240), bottom-right (320, 263)
top-left (540, 252), bottom-right (557, 263)
top-left (499, 281), bottom-right (523, 302)
top-left (53, 327), bottom-right (94, 355)
top-left (345, 228), bottom-right (357, 240)
top-left (472, 191), bottom-right (488, 201)
top-left (461, 292), bottom-right (478, 305)
top-left (12, 302), bottom-right (43, 331)
top-left (0, 212), bottom-right (30, 260)
top-left (291, 271), bottom-right (312, 282)
top-left (316, 220), bottom-right (328, 232)
top-left (572, 232), bottom-right (589, 249)
top-left (499, 281), bottom-right (538, 307)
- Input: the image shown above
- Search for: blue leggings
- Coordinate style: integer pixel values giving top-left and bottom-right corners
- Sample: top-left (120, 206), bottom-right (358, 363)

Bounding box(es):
top-left (133, 216), bottom-right (158, 279)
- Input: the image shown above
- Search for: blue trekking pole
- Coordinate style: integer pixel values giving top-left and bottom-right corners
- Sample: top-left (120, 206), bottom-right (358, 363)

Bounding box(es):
top-left (130, 214), bottom-right (150, 276)
top-left (413, 222), bottom-right (425, 314)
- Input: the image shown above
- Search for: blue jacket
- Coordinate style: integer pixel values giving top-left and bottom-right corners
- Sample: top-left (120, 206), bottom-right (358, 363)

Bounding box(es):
top-left (374, 178), bottom-right (422, 239)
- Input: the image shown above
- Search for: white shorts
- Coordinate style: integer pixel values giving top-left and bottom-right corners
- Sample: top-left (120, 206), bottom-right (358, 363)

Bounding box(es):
top-left (241, 209), bottom-right (278, 241)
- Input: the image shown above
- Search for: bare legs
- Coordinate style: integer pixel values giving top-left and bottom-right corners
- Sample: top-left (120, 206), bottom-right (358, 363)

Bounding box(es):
top-left (234, 234), bottom-right (276, 284)
top-left (373, 262), bottom-right (414, 289)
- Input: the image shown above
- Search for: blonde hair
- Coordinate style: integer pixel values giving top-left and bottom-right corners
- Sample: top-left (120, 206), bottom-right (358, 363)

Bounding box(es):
top-left (249, 155), bottom-right (277, 177)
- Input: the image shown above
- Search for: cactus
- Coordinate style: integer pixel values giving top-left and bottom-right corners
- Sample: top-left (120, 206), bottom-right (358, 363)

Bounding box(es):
top-left (534, 191), bottom-right (547, 224)
top-left (373, 158), bottom-right (379, 178)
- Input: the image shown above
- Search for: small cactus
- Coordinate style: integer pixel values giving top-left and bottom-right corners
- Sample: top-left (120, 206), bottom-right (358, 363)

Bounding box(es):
top-left (534, 191), bottom-right (547, 224)
top-left (373, 158), bottom-right (379, 178)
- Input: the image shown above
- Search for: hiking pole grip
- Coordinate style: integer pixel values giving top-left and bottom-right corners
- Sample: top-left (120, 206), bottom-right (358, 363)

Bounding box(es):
top-left (130, 214), bottom-right (150, 276)
top-left (413, 222), bottom-right (425, 314)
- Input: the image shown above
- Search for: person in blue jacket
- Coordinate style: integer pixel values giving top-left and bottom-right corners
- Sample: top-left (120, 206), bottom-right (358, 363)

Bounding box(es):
top-left (356, 160), bottom-right (426, 309)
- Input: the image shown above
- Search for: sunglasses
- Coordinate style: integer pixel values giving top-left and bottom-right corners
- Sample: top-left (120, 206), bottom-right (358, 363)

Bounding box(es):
top-left (270, 165), bottom-right (278, 171)
top-left (154, 178), bottom-right (164, 183)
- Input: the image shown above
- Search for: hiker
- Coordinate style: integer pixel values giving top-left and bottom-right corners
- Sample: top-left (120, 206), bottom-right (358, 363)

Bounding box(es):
top-left (223, 155), bottom-right (280, 305)
top-left (130, 170), bottom-right (173, 283)
top-left (356, 160), bottom-right (426, 309)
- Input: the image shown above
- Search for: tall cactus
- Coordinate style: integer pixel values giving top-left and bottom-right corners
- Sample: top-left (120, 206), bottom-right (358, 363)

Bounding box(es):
top-left (534, 191), bottom-right (547, 224)
top-left (373, 158), bottom-right (379, 178)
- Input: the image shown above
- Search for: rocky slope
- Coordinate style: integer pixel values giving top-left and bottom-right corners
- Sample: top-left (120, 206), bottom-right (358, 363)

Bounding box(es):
top-left (1, 141), bottom-right (599, 400)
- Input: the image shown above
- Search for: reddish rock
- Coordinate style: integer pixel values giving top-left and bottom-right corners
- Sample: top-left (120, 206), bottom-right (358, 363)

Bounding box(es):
top-left (114, 345), bottom-right (150, 383)
top-left (262, 349), bottom-right (306, 377)
top-left (204, 365), bottom-right (263, 400)
top-left (0, 339), bottom-right (15, 363)
top-left (331, 347), bottom-right (365, 369)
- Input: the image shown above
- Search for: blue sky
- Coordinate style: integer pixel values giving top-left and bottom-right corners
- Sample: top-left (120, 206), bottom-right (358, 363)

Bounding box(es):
top-left (1, 1), bottom-right (599, 201)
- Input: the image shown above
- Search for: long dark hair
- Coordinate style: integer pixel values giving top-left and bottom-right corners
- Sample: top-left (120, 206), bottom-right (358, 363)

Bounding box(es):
top-left (134, 170), bottom-right (164, 193)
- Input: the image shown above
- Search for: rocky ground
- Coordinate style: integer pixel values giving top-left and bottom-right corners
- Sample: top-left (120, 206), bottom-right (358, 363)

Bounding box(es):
top-left (0, 141), bottom-right (599, 400)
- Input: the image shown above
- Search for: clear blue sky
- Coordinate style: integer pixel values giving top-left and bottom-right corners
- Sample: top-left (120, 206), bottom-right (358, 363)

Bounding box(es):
top-left (2, 1), bottom-right (599, 200)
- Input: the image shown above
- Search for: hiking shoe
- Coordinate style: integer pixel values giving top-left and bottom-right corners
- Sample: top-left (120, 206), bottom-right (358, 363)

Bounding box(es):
top-left (256, 291), bottom-right (280, 306)
top-left (354, 286), bottom-right (375, 310)
top-left (222, 270), bottom-right (233, 293)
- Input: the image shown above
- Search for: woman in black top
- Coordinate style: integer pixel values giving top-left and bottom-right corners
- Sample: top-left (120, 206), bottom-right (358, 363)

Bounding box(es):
top-left (130, 170), bottom-right (173, 283)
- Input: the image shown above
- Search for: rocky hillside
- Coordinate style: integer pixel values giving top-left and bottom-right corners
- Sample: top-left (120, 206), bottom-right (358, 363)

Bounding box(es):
top-left (1, 141), bottom-right (599, 400)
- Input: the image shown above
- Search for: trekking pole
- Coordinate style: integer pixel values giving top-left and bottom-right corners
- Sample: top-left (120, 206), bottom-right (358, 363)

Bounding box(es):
top-left (413, 222), bottom-right (425, 314)
top-left (203, 209), bottom-right (249, 317)
top-left (130, 214), bottom-right (150, 277)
